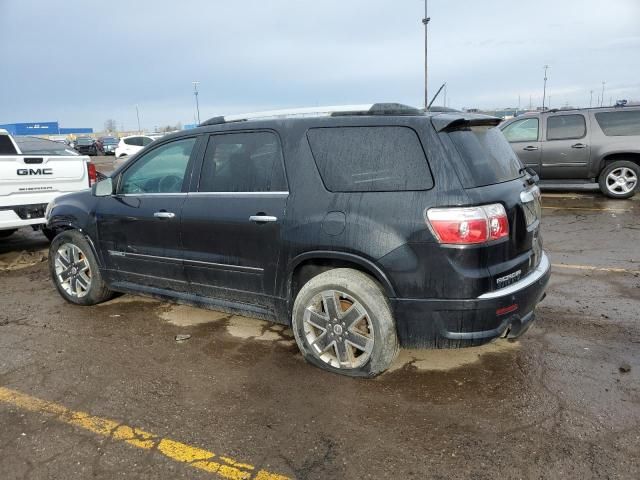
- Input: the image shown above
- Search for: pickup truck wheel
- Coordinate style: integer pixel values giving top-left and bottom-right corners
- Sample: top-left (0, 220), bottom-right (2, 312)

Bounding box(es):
top-left (291, 268), bottom-right (399, 377)
top-left (598, 161), bottom-right (639, 199)
top-left (0, 229), bottom-right (17, 239)
top-left (49, 230), bottom-right (113, 306)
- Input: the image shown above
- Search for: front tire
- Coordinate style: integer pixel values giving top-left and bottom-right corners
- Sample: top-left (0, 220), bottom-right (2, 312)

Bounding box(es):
top-left (598, 161), bottom-right (639, 199)
top-left (49, 230), bottom-right (113, 305)
top-left (291, 268), bottom-right (399, 377)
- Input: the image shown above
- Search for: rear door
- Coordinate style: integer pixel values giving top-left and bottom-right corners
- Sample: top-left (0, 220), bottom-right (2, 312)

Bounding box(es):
top-left (541, 113), bottom-right (590, 179)
top-left (180, 130), bottom-right (288, 310)
top-left (96, 136), bottom-right (200, 290)
top-left (501, 117), bottom-right (542, 174)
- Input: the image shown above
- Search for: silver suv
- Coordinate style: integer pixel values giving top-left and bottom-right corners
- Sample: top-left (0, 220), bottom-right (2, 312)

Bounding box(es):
top-left (500, 106), bottom-right (640, 198)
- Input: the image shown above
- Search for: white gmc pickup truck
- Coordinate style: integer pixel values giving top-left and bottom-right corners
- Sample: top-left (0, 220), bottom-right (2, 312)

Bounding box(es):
top-left (0, 129), bottom-right (97, 240)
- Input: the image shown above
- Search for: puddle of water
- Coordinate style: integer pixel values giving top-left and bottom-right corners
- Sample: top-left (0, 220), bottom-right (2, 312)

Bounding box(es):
top-left (159, 304), bottom-right (230, 326)
top-left (226, 315), bottom-right (294, 345)
top-left (98, 295), bottom-right (159, 306)
top-left (388, 340), bottom-right (519, 372)
top-left (0, 249), bottom-right (47, 271)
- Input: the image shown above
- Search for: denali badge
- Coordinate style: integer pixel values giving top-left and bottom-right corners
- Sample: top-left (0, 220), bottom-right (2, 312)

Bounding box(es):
top-left (17, 168), bottom-right (53, 176)
top-left (497, 269), bottom-right (522, 288)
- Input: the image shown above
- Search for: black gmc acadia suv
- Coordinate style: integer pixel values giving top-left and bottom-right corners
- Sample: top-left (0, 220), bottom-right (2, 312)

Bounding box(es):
top-left (45, 103), bottom-right (550, 377)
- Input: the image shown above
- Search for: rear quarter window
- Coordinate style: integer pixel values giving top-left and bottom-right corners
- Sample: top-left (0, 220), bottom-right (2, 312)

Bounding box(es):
top-left (306, 126), bottom-right (433, 192)
top-left (595, 110), bottom-right (640, 136)
top-left (447, 125), bottom-right (523, 188)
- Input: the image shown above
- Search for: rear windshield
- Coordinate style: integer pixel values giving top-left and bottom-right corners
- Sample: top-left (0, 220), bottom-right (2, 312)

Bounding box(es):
top-left (595, 110), bottom-right (640, 136)
top-left (76, 138), bottom-right (93, 144)
top-left (14, 136), bottom-right (78, 156)
top-left (307, 126), bottom-right (433, 192)
top-left (447, 125), bottom-right (523, 188)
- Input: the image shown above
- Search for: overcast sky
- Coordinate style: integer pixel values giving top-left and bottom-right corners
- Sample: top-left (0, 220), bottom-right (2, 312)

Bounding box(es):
top-left (1, 0), bottom-right (639, 131)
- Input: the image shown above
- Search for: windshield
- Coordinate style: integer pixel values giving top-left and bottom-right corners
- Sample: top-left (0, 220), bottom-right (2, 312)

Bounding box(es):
top-left (447, 125), bottom-right (523, 188)
top-left (76, 138), bottom-right (93, 145)
top-left (101, 138), bottom-right (118, 144)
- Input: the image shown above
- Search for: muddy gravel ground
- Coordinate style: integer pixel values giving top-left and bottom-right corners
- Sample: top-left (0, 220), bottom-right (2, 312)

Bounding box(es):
top-left (0, 191), bottom-right (638, 479)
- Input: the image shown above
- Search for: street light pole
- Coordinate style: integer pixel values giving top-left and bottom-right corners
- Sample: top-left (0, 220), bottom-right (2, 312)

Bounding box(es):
top-left (193, 81), bottom-right (201, 124)
top-left (135, 104), bottom-right (141, 133)
top-left (422, 0), bottom-right (430, 111)
top-left (600, 81), bottom-right (606, 107)
top-left (589, 90), bottom-right (593, 108)
top-left (542, 65), bottom-right (549, 111)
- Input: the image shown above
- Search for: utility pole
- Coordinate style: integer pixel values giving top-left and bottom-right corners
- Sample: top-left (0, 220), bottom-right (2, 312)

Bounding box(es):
top-left (193, 81), bottom-right (201, 124)
top-left (135, 105), bottom-right (141, 133)
top-left (548, 95), bottom-right (552, 109)
top-left (589, 90), bottom-right (593, 108)
top-left (443, 83), bottom-right (447, 107)
top-left (600, 81), bottom-right (606, 107)
top-left (542, 65), bottom-right (549, 111)
top-left (422, 0), bottom-right (430, 110)
top-left (529, 95), bottom-right (532, 110)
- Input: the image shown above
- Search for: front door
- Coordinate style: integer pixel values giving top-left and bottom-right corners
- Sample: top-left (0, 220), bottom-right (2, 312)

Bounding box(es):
top-left (541, 113), bottom-right (591, 179)
top-left (501, 116), bottom-right (542, 174)
top-left (180, 130), bottom-right (288, 310)
top-left (97, 136), bottom-right (199, 291)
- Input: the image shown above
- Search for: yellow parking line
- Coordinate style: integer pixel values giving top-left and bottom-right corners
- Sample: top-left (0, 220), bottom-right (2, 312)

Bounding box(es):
top-left (0, 387), bottom-right (289, 480)
top-left (542, 206), bottom-right (631, 212)
top-left (552, 263), bottom-right (640, 275)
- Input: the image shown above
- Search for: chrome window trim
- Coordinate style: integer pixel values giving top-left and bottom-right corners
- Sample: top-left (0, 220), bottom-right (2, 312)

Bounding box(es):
top-left (188, 191), bottom-right (289, 197)
top-left (478, 252), bottom-right (549, 299)
top-left (117, 193), bottom-right (188, 197)
top-left (542, 162), bottom-right (587, 167)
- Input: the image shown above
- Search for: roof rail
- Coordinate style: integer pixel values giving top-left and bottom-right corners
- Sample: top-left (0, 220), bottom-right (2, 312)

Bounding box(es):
top-left (199, 103), bottom-right (422, 126)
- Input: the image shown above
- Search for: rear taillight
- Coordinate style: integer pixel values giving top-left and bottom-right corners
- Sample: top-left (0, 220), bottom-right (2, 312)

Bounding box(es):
top-left (87, 162), bottom-right (97, 186)
top-left (426, 203), bottom-right (509, 245)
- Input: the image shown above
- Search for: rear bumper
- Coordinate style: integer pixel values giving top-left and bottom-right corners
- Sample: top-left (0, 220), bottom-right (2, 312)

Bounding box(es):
top-left (391, 252), bottom-right (551, 348)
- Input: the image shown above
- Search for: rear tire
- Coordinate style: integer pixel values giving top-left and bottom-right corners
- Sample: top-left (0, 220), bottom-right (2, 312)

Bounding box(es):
top-left (49, 230), bottom-right (114, 306)
top-left (0, 229), bottom-right (17, 239)
top-left (291, 268), bottom-right (399, 377)
top-left (598, 161), bottom-right (639, 199)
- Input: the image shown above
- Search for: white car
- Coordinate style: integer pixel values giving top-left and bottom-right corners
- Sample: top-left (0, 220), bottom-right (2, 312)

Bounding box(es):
top-left (115, 135), bottom-right (155, 158)
top-left (0, 129), bottom-right (96, 240)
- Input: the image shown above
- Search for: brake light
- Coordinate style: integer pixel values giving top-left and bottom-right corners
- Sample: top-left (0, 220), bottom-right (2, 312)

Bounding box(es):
top-left (426, 203), bottom-right (509, 244)
top-left (87, 162), bottom-right (97, 186)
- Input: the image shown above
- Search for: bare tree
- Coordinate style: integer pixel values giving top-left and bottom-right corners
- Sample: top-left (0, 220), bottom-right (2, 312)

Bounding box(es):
top-left (104, 119), bottom-right (117, 133)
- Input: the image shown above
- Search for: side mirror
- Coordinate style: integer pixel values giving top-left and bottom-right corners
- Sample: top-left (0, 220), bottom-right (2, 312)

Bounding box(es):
top-left (93, 177), bottom-right (114, 197)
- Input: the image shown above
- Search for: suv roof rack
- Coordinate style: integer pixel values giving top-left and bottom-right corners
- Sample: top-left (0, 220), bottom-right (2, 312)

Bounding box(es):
top-left (199, 103), bottom-right (422, 126)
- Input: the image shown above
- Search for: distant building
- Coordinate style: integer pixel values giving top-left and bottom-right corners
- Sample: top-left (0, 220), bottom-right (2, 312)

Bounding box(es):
top-left (0, 121), bottom-right (93, 136)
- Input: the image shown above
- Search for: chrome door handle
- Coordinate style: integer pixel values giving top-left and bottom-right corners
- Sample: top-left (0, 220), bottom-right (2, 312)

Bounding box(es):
top-left (249, 215), bottom-right (277, 223)
top-left (522, 146), bottom-right (539, 151)
top-left (571, 143), bottom-right (587, 149)
top-left (154, 211), bottom-right (175, 219)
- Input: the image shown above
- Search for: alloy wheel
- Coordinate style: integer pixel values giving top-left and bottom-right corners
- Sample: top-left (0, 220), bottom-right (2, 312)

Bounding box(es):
top-left (55, 243), bottom-right (92, 298)
top-left (606, 167), bottom-right (638, 195)
top-left (302, 290), bottom-right (375, 369)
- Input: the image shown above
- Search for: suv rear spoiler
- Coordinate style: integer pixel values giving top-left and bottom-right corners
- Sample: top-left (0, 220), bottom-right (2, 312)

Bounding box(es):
top-left (431, 114), bottom-right (502, 132)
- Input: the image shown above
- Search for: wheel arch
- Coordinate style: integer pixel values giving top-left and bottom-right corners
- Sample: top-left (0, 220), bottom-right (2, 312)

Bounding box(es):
top-left (286, 251), bottom-right (397, 309)
top-left (599, 152), bottom-right (640, 172)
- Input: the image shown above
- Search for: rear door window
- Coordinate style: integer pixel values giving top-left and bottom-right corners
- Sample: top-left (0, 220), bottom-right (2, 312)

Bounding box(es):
top-left (141, 137), bottom-right (154, 146)
top-left (198, 131), bottom-right (286, 192)
top-left (595, 110), bottom-right (640, 136)
top-left (502, 118), bottom-right (539, 142)
top-left (546, 114), bottom-right (586, 140)
top-left (124, 137), bottom-right (141, 146)
top-left (447, 125), bottom-right (523, 188)
top-left (307, 126), bottom-right (433, 192)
